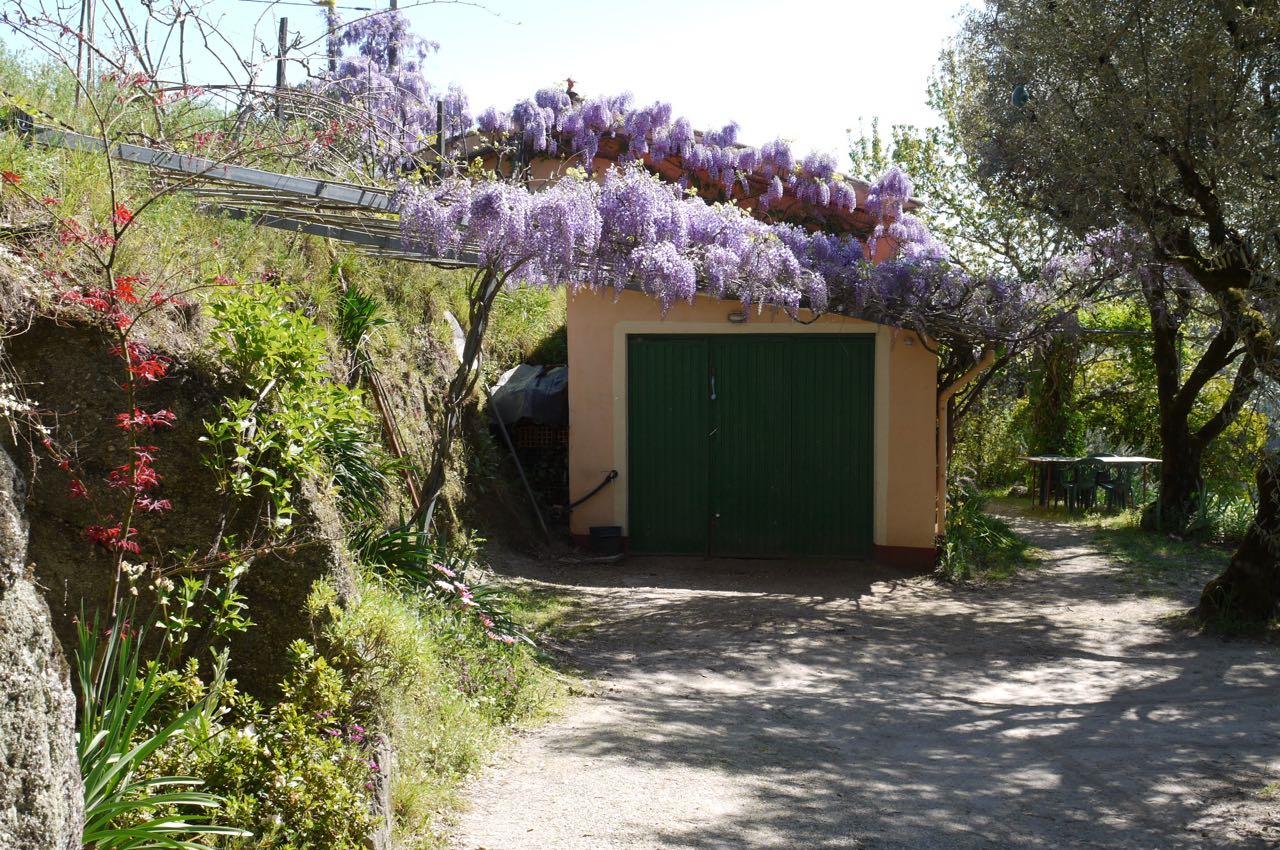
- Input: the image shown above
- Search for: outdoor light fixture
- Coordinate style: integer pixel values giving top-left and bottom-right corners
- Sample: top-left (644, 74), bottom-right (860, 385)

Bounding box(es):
top-left (727, 311), bottom-right (748, 323)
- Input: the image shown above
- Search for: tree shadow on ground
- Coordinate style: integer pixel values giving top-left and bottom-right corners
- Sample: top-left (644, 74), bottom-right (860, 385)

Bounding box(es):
top-left (482, 523), bottom-right (1280, 849)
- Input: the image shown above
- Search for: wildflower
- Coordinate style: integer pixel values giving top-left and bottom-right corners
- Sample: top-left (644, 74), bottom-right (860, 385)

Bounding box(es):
top-left (112, 203), bottom-right (133, 226)
top-left (68, 480), bottom-right (87, 499)
top-left (2, 171), bottom-right (20, 185)
top-left (40, 196), bottom-right (60, 206)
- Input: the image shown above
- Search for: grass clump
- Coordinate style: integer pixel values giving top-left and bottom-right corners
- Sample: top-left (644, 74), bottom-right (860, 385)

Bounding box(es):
top-left (938, 487), bottom-right (1037, 583)
top-left (307, 573), bottom-right (570, 849)
top-left (1090, 513), bottom-right (1232, 601)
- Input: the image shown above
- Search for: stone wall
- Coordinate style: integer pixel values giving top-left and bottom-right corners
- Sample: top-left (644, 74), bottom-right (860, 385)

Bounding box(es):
top-left (0, 447), bottom-right (83, 850)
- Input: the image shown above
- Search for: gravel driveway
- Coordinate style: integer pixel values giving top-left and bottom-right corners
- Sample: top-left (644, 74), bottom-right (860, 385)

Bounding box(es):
top-left (454, 514), bottom-right (1280, 849)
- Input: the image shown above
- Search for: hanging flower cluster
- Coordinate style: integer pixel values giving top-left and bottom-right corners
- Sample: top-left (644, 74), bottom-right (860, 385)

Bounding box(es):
top-left (398, 165), bottom-right (832, 314)
top-left (478, 87), bottom-right (866, 214)
top-left (318, 10), bottom-right (470, 173)
top-left (397, 162), bottom-right (1039, 340)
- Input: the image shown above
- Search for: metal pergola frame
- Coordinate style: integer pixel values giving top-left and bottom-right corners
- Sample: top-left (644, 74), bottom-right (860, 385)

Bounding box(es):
top-left (4, 110), bottom-right (489, 267)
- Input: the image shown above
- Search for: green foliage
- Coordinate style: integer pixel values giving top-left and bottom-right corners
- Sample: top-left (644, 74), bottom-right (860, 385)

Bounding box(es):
top-left (938, 485), bottom-right (1035, 583)
top-left (307, 575), bottom-right (564, 848)
top-left (1183, 491), bottom-right (1256, 545)
top-left (952, 395), bottom-right (1028, 488)
top-left (334, 284), bottom-right (391, 377)
top-left (148, 642), bottom-right (379, 850)
top-left (1026, 335), bottom-right (1084, 456)
top-left (353, 524), bottom-right (530, 645)
top-left (484, 287), bottom-right (568, 373)
top-left (76, 610), bottom-right (250, 850)
top-left (323, 421), bottom-right (396, 522)
top-left (154, 545), bottom-right (253, 669)
top-left (202, 283), bottom-right (379, 529)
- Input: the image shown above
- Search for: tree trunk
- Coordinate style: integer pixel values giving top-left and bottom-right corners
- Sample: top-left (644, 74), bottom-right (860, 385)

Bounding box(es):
top-left (1197, 454), bottom-right (1280, 625)
top-left (1151, 415), bottom-right (1204, 532)
top-left (1140, 271), bottom-right (1255, 533)
top-left (1028, 334), bottom-right (1079, 455)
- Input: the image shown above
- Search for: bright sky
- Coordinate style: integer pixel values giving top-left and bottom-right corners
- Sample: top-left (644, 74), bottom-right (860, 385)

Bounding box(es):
top-left (5, 0), bottom-right (973, 163)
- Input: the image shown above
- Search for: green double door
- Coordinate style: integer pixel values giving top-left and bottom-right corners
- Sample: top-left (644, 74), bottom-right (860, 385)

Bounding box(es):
top-left (627, 334), bottom-right (874, 558)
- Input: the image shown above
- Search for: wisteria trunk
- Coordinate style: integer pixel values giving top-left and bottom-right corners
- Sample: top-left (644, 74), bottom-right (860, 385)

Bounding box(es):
top-left (1197, 453), bottom-right (1280, 626)
top-left (415, 266), bottom-right (505, 531)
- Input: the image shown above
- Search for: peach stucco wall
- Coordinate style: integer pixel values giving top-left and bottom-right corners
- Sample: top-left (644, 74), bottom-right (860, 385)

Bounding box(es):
top-left (566, 288), bottom-right (938, 553)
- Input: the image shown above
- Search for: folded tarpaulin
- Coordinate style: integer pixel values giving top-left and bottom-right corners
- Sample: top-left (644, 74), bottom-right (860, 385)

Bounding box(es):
top-left (488, 364), bottom-right (568, 427)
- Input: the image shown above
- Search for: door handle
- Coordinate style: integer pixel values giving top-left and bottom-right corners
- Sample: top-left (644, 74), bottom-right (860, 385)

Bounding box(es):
top-left (710, 375), bottom-right (716, 400)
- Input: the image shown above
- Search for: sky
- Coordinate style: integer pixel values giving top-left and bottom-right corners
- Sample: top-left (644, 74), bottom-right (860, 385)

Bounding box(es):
top-left (4, 0), bottom-right (973, 163)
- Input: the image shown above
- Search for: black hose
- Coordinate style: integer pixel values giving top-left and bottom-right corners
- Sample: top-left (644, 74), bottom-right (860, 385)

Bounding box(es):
top-left (568, 469), bottom-right (618, 511)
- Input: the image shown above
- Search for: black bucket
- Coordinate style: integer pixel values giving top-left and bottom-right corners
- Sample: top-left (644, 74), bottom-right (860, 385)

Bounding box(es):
top-left (588, 525), bottom-right (624, 556)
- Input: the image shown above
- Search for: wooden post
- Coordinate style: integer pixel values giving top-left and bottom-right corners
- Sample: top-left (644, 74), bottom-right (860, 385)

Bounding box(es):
top-left (388, 0), bottom-right (398, 68)
top-left (74, 0), bottom-right (87, 107)
top-left (936, 348), bottom-right (996, 537)
top-left (436, 99), bottom-right (446, 173)
top-left (85, 0), bottom-right (95, 91)
top-left (327, 0), bottom-right (338, 75)
top-left (275, 17), bottom-right (288, 121)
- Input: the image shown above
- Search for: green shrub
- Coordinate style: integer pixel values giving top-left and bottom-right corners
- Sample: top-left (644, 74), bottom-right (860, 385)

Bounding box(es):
top-left (1184, 490), bottom-right (1256, 544)
top-left (938, 486), bottom-right (1035, 582)
top-left (149, 641), bottom-right (378, 850)
top-left (202, 283), bottom-right (382, 529)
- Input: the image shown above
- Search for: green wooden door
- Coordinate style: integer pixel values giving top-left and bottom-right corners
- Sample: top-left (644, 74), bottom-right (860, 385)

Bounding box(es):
top-left (785, 336), bottom-right (875, 557)
top-left (710, 337), bottom-right (795, 557)
top-left (627, 334), bottom-right (873, 558)
top-left (627, 336), bottom-right (711, 554)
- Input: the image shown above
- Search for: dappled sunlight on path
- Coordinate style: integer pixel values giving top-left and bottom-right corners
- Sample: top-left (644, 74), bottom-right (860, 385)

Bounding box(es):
top-left (454, 519), bottom-right (1280, 849)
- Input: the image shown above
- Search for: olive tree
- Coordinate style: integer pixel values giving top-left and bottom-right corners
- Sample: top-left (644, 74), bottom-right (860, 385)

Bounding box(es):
top-left (949, 0), bottom-right (1280, 621)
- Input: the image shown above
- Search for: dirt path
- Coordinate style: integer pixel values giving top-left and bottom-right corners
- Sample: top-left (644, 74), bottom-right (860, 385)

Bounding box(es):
top-left (454, 514), bottom-right (1280, 849)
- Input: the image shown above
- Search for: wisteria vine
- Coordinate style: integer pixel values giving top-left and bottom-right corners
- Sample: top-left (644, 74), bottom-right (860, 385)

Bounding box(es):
top-left (317, 10), bottom-right (470, 174)
top-left (323, 10), bottom-right (942, 231)
top-left (396, 163), bottom-right (1037, 343)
